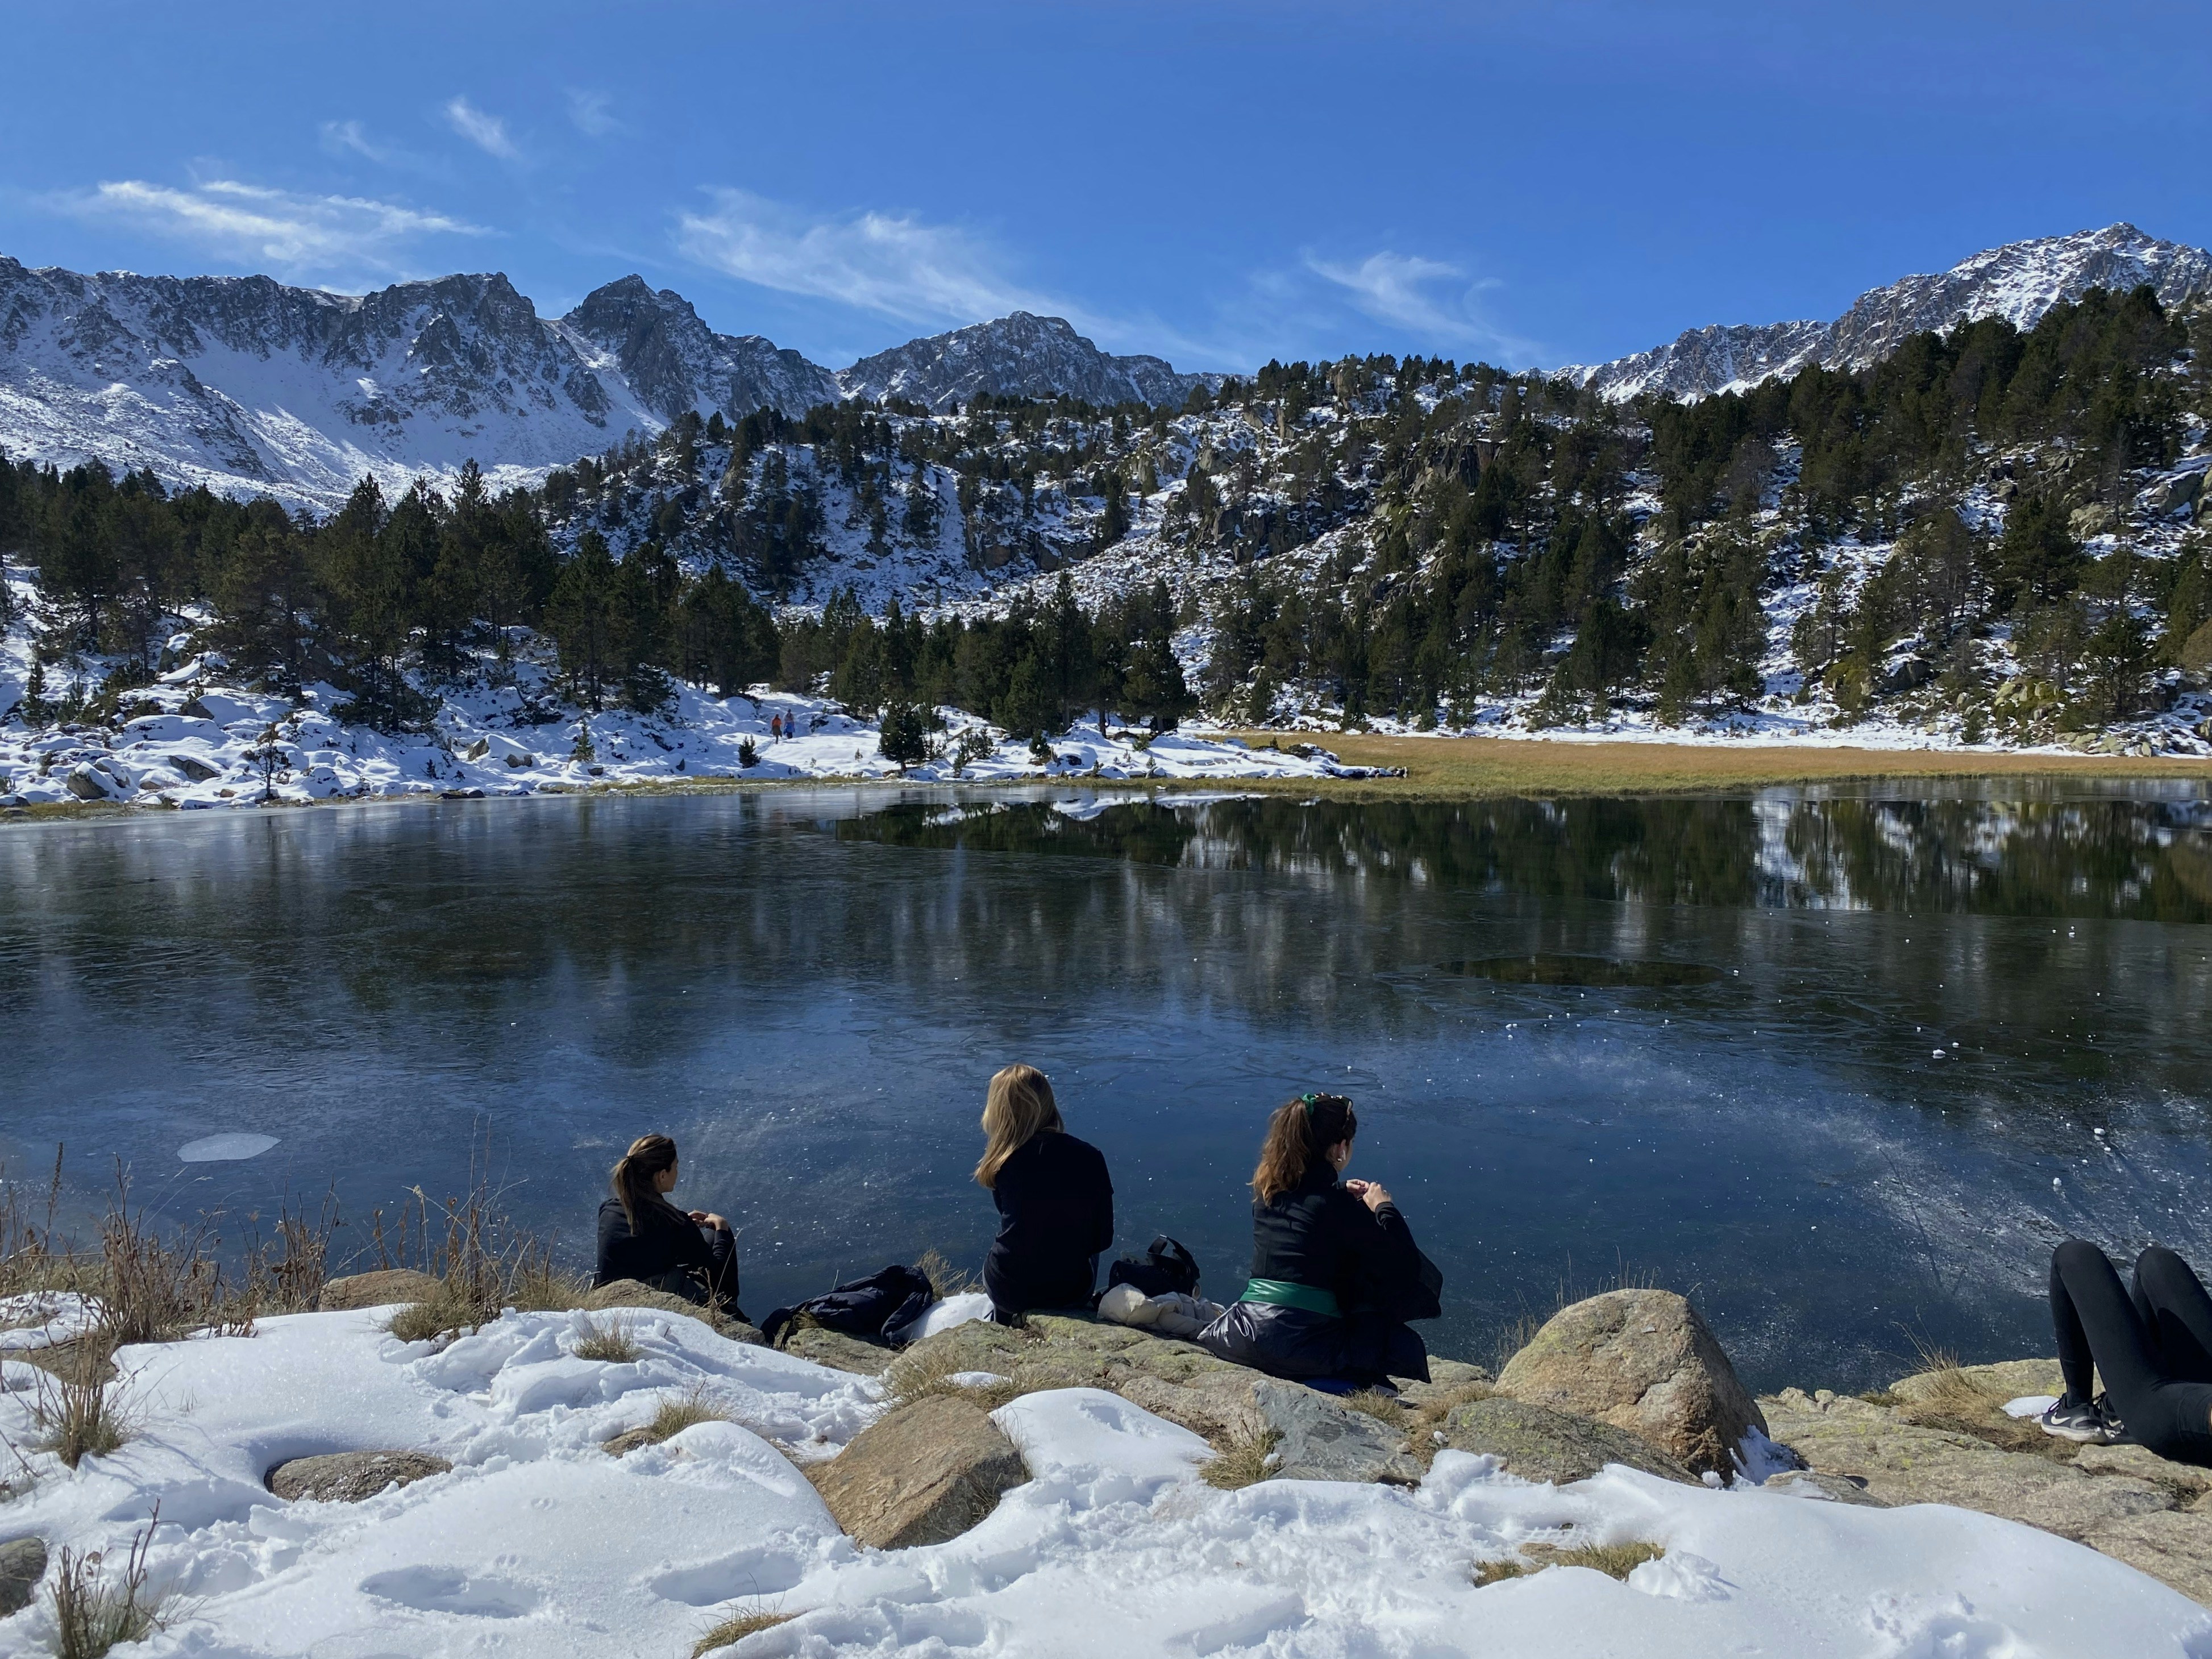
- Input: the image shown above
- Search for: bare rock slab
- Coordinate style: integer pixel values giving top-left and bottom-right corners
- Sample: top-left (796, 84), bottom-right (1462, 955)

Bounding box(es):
top-left (808, 1395), bottom-right (1026, 1549)
top-left (1496, 1288), bottom-right (1762, 1477)
top-left (319, 1269), bottom-right (441, 1311)
top-left (1253, 1382), bottom-right (1424, 1485)
top-left (0, 1536), bottom-right (47, 1618)
top-left (584, 1279), bottom-right (764, 1344)
top-left (1438, 1396), bottom-right (1698, 1487)
top-left (267, 1450), bottom-right (453, 1503)
top-left (1889, 1357), bottom-right (2065, 1405)
top-left (780, 1327), bottom-right (895, 1374)
top-left (2085, 1510), bottom-right (2212, 1608)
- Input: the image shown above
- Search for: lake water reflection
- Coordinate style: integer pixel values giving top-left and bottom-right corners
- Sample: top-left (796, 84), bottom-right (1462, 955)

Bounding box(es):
top-left (5, 781), bottom-right (2210, 1391)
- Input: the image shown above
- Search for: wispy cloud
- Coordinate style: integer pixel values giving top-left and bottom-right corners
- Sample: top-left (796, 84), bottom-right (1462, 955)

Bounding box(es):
top-left (444, 96), bottom-right (521, 160)
top-left (1304, 250), bottom-right (1540, 362)
top-left (319, 120), bottom-right (389, 163)
top-left (675, 187), bottom-right (1063, 329)
top-left (566, 89), bottom-right (620, 138)
top-left (53, 178), bottom-right (490, 284)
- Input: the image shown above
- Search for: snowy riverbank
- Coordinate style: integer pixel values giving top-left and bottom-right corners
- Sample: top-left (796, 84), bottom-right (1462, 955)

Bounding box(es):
top-left (0, 1298), bottom-right (2205, 1657)
top-left (0, 653), bottom-right (1375, 813)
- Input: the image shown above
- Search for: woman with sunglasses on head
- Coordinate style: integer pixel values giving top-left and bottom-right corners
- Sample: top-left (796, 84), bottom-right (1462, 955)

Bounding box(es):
top-left (1197, 1092), bottom-right (1441, 1391)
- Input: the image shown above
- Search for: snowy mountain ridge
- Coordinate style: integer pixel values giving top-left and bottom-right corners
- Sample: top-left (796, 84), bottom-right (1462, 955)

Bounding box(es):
top-left (1560, 223), bottom-right (2212, 401)
top-left (0, 260), bottom-right (1217, 512)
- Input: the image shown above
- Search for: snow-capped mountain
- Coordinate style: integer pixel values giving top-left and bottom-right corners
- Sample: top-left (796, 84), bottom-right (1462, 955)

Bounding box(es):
top-left (558, 275), bottom-right (840, 427)
top-left (0, 257), bottom-right (1221, 510)
top-left (838, 311), bottom-right (1217, 412)
top-left (0, 260), bottom-right (631, 508)
top-left (1561, 224), bottom-right (2212, 401)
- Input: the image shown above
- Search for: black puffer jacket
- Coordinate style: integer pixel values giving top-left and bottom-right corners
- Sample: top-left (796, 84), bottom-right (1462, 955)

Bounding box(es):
top-left (594, 1198), bottom-right (739, 1309)
top-left (1197, 1162), bottom-right (1439, 1384)
top-left (983, 1130), bottom-right (1114, 1315)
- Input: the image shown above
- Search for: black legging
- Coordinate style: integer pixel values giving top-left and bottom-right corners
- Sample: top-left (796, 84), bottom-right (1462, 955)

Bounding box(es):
top-left (2050, 1240), bottom-right (2212, 1466)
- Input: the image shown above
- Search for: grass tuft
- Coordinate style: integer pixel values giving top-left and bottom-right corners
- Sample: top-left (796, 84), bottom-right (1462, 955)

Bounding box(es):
top-left (646, 1384), bottom-right (731, 1445)
top-left (881, 1345), bottom-right (1021, 1413)
top-left (31, 1369), bottom-right (133, 1469)
top-left (51, 1515), bottom-right (168, 1658)
top-left (571, 1315), bottom-right (639, 1363)
top-left (692, 1603), bottom-right (795, 1656)
top-left (1475, 1539), bottom-right (1665, 1587)
top-left (1199, 1428), bottom-right (1282, 1491)
top-left (913, 1248), bottom-right (974, 1299)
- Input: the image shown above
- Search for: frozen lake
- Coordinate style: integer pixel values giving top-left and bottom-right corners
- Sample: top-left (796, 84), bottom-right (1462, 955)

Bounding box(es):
top-left (5, 781), bottom-right (2210, 1391)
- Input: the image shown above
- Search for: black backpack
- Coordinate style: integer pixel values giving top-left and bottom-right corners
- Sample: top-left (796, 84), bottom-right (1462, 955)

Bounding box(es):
top-left (762, 1263), bottom-right (937, 1349)
top-left (1107, 1234), bottom-right (1201, 1299)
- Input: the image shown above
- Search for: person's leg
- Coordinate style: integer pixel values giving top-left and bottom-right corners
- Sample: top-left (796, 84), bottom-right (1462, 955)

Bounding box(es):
top-left (2049, 1239), bottom-right (2169, 1425)
top-left (2133, 1248), bottom-right (2212, 1386)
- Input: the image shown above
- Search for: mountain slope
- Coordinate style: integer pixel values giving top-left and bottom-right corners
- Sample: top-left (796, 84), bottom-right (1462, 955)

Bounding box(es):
top-left (1562, 224), bottom-right (2212, 401)
top-left (838, 312), bottom-right (1216, 411)
top-left (556, 276), bottom-right (840, 426)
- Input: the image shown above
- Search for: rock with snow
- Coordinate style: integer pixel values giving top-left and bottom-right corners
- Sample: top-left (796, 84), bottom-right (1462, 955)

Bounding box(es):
top-left (558, 275), bottom-right (839, 424)
top-left (805, 1394), bottom-right (1026, 1548)
top-left (1495, 1288), bottom-right (1765, 1477)
top-left (0, 1537), bottom-right (44, 1618)
top-left (267, 1450), bottom-right (453, 1504)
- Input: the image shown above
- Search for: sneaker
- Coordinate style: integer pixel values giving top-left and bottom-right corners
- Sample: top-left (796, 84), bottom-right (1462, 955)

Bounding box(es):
top-left (2039, 1394), bottom-right (2116, 1444)
top-left (2097, 1393), bottom-right (2133, 1445)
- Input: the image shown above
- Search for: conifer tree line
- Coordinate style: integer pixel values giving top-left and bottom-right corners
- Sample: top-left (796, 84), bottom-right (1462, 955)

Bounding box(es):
top-left (2, 284), bottom-right (2207, 742)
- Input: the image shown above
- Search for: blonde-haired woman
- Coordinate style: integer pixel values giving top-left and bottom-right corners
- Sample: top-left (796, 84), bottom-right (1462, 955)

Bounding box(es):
top-left (593, 1133), bottom-right (742, 1317)
top-left (976, 1063), bottom-right (1114, 1321)
top-left (1195, 1092), bottom-right (1440, 1389)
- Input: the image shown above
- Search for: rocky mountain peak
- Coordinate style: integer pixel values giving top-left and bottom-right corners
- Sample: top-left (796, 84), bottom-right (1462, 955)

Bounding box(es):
top-left (837, 311), bottom-right (1217, 412)
top-left (1561, 223), bottom-right (2212, 402)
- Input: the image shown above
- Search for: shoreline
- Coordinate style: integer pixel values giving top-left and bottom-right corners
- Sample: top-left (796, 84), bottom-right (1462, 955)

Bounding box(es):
top-left (7, 732), bottom-right (2209, 826)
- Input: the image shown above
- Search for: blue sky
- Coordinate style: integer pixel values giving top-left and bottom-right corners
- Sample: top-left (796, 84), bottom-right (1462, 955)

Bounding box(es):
top-left (1, 2), bottom-right (2204, 374)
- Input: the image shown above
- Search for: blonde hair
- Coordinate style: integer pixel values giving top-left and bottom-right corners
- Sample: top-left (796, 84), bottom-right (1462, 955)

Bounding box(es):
top-left (1251, 1093), bottom-right (1357, 1205)
top-left (974, 1064), bottom-right (1063, 1188)
top-left (610, 1134), bottom-right (680, 1231)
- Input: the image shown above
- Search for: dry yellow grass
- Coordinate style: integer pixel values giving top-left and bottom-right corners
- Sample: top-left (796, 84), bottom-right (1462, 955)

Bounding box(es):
top-left (691, 1604), bottom-right (793, 1655)
top-left (1474, 1539), bottom-right (1666, 1586)
top-left (1217, 731), bottom-right (2212, 800)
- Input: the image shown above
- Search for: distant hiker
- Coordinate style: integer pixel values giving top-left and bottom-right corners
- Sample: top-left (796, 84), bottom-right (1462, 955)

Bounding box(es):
top-left (770, 714), bottom-right (783, 741)
top-left (1196, 1093), bottom-right (1442, 1391)
top-left (594, 1133), bottom-right (743, 1318)
top-left (976, 1063), bottom-right (1113, 1321)
top-left (2040, 1239), bottom-right (2212, 1465)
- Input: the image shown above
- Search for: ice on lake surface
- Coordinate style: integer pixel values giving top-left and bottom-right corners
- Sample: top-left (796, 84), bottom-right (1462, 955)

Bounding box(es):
top-left (177, 1132), bottom-right (281, 1162)
top-left (3, 780), bottom-right (2209, 1392)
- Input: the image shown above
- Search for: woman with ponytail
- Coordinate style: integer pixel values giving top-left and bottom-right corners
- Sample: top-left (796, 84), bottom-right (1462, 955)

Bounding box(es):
top-left (1195, 1093), bottom-right (1440, 1389)
top-left (593, 1134), bottom-right (742, 1316)
top-left (976, 1063), bottom-right (1115, 1321)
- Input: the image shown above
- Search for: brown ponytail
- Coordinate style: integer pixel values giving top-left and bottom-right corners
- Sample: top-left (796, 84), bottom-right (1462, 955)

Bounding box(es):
top-left (611, 1134), bottom-right (680, 1231)
top-left (1251, 1093), bottom-right (1357, 1205)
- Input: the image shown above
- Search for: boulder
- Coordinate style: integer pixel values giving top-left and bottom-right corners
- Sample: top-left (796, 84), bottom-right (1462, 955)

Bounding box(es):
top-left (1762, 1469), bottom-right (1888, 1507)
top-left (1254, 1381), bottom-right (1423, 1485)
top-left (1438, 1396), bottom-right (1698, 1486)
top-left (0, 1536), bottom-right (46, 1618)
top-left (267, 1450), bottom-right (452, 1503)
top-left (780, 1327), bottom-right (893, 1373)
top-left (805, 1395), bottom-right (1026, 1549)
top-left (320, 1269), bottom-right (441, 1311)
top-left (64, 763), bottom-right (117, 802)
top-left (1496, 1290), bottom-right (1764, 1477)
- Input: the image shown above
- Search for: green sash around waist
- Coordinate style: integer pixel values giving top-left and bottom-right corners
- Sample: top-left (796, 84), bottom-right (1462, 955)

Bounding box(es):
top-left (1239, 1278), bottom-right (1341, 1317)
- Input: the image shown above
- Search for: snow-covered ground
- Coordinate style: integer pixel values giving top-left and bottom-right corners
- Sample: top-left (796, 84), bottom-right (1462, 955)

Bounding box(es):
top-left (0, 1300), bottom-right (2202, 1657)
top-left (0, 588), bottom-right (1374, 811)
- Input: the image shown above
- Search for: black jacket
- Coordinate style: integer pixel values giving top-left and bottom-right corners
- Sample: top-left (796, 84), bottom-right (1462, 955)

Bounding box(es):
top-left (983, 1130), bottom-right (1114, 1315)
top-left (1196, 1161), bottom-right (1439, 1385)
top-left (594, 1197), bottom-right (738, 1307)
top-left (1249, 1162), bottom-right (1435, 1320)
